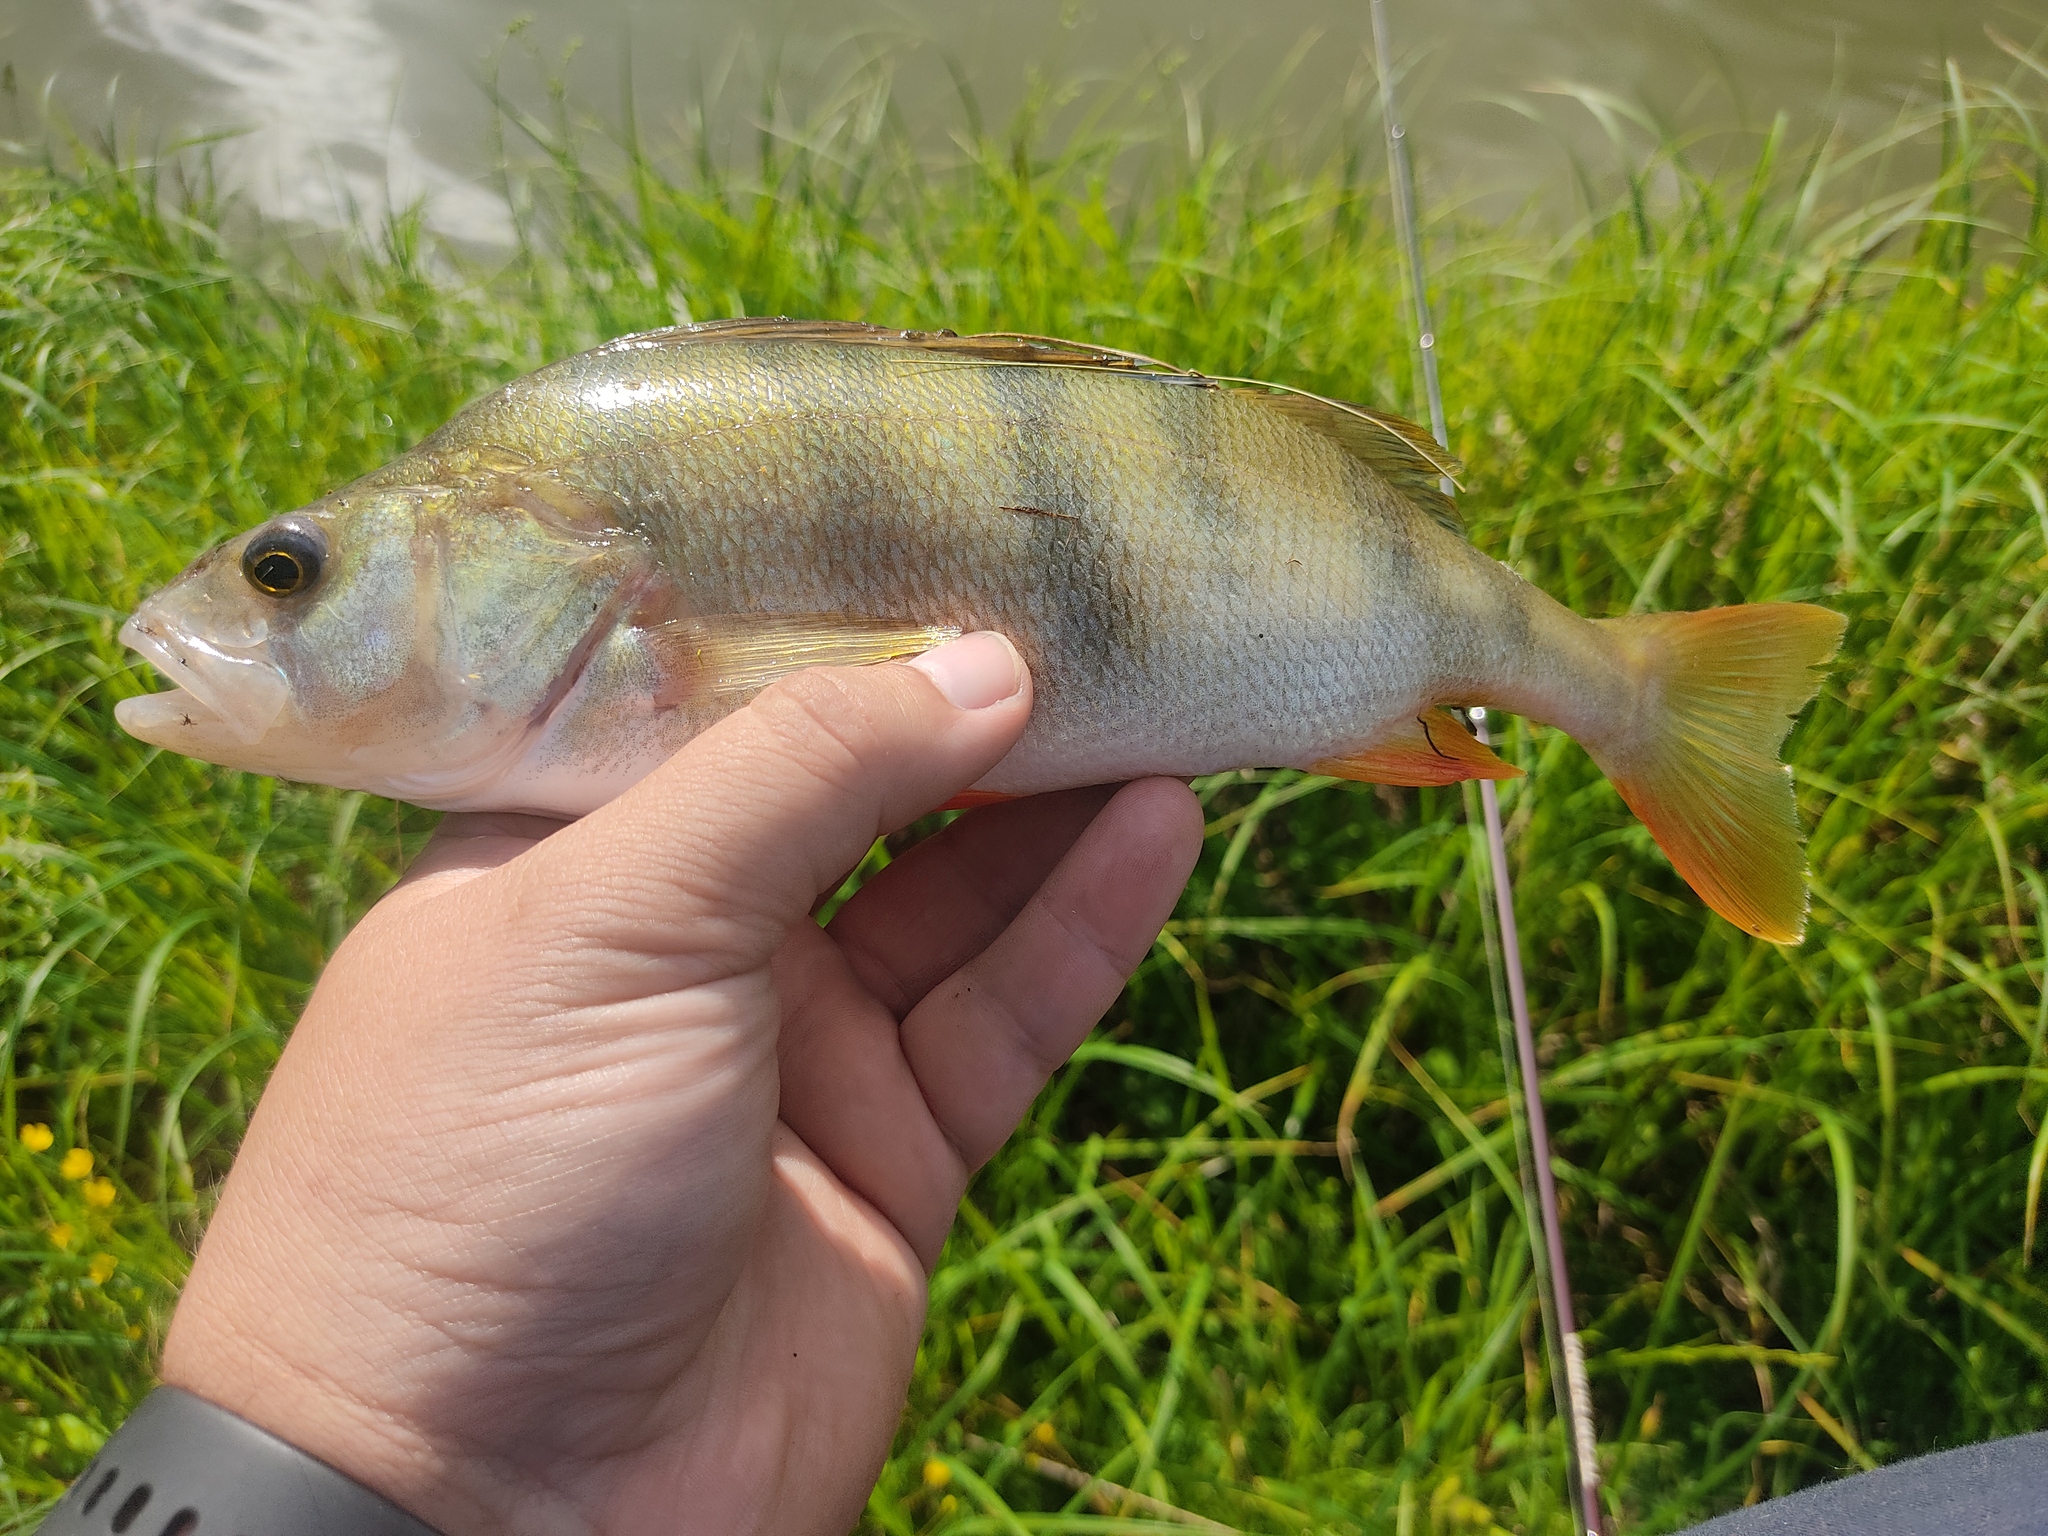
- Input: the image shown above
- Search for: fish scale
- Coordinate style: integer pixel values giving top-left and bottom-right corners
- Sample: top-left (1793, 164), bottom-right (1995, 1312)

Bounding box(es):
top-left (117, 319), bottom-right (1844, 941)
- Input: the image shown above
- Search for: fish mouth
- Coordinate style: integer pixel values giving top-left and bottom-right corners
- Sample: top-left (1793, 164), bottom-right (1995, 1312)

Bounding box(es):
top-left (115, 606), bottom-right (292, 747)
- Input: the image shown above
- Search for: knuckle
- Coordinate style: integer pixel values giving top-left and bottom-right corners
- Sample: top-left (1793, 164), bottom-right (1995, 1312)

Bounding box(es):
top-left (961, 968), bottom-right (1084, 1087)
top-left (1002, 1005), bottom-right (1076, 1085)
top-left (752, 667), bottom-right (903, 794)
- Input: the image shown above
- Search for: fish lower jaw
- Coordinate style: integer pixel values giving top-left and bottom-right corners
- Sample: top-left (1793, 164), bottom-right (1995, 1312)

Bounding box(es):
top-left (115, 688), bottom-right (229, 745)
top-left (117, 612), bottom-right (290, 745)
top-left (113, 687), bottom-right (332, 787)
top-left (113, 684), bottom-right (556, 809)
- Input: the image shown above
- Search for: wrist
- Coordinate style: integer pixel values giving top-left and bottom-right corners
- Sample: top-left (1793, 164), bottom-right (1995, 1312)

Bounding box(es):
top-left (159, 1259), bottom-right (587, 1536)
top-left (37, 1387), bottom-right (444, 1536)
top-left (157, 1323), bottom-right (467, 1535)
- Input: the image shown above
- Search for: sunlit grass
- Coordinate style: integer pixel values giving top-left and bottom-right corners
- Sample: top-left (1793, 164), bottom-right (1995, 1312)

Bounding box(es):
top-left (4, 55), bottom-right (2046, 1533)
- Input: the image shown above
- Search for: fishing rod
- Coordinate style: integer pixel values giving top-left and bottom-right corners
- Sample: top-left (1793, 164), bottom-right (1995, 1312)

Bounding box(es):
top-left (1366, 6), bottom-right (1604, 1532)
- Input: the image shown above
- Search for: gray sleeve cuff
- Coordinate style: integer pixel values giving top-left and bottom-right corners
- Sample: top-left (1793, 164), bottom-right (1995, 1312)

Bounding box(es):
top-left (36, 1387), bottom-right (443, 1536)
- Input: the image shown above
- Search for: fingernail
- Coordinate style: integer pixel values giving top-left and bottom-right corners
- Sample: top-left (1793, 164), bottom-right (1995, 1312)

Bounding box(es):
top-left (907, 632), bottom-right (1024, 710)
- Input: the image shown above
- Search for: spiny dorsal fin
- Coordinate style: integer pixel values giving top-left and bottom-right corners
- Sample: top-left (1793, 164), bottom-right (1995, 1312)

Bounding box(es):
top-left (601, 320), bottom-right (1463, 530)
top-left (595, 319), bottom-right (1191, 375)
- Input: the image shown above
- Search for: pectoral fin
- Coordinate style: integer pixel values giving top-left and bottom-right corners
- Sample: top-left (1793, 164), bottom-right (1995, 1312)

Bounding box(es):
top-left (644, 614), bottom-right (961, 707)
top-left (1314, 711), bottom-right (1522, 786)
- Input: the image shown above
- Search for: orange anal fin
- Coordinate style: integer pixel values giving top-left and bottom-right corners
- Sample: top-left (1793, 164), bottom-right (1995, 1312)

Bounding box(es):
top-left (937, 789), bottom-right (1020, 812)
top-left (1313, 710), bottom-right (1523, 787)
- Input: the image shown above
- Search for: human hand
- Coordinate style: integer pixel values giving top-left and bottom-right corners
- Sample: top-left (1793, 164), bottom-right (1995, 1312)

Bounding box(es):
top-left (158, 633), bottom-right (1204, 1536)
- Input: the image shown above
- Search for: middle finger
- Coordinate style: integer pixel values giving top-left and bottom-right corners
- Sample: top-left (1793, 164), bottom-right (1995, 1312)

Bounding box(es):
top-left (825, 785), bottom-right (1121, 1017)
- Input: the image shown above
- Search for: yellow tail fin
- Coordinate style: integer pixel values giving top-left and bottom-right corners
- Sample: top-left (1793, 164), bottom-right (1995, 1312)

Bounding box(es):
top-left (1586, 604), bottom-right (1845, 943)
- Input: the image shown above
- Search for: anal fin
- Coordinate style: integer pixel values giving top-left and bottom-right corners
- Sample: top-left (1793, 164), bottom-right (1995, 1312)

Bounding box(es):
top-left (1314, 710), bottom-right (1523, 787)
top-left (645, 614), bottom-right (961, 707)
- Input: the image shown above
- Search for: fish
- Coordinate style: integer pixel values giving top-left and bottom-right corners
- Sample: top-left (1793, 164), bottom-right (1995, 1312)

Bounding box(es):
top-left (116, 318), bottom-right (1845, 942)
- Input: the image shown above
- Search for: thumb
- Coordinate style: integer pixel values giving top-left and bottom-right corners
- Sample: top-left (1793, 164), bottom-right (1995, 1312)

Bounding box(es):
top-left (496, 630), bottom-right (1033, 981)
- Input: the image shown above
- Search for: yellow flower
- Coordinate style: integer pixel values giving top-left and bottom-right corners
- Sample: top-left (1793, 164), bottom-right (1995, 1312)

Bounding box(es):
top-left (48, 1222), bottom-right (74, 1251)
top-left (18, 1123), bottom-right (53, 1153)
top-left (59, 1147), bottom-right (93, 1180)
top-left (87, 1252), bottom-right (116, 1284)
top-left (1030, 1420), bottom-right (1058, 1448)
top-left (922, 1459), bottom-right (953, 1489)
top-left (82, 1177), bottom-right (117, 1208)
top-left (938, 1495), bottom-right (958, 1516)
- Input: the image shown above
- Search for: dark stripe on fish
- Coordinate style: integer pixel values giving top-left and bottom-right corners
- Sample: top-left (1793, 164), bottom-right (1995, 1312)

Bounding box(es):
top-left (985, 365), bottom-right (1145, 672)
top-left (1152, 377), bottom-right (1238, 539)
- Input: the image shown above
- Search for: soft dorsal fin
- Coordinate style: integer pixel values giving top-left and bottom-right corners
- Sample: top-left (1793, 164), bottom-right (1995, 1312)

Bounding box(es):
top-left (598, 319), bottom-right (1462, 530)
top-left (1250, 393), bottom-right (1464, 534)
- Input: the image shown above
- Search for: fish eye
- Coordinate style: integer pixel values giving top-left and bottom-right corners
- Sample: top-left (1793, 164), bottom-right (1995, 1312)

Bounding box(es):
top-left (241, 522), bottom-right (326, 598)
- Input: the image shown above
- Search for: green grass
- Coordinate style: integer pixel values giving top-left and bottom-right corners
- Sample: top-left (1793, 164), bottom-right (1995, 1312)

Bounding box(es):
top-left (4, 55), bottom-right (2048, 1534)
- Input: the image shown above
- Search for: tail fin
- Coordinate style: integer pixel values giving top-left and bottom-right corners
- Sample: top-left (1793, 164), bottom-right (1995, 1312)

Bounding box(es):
top-left (1585, 603), bottom-right (1845, 943)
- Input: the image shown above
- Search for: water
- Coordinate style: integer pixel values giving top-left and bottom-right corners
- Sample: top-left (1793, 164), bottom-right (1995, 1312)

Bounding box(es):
top-left (0, 0), bottom-right (2032, 243)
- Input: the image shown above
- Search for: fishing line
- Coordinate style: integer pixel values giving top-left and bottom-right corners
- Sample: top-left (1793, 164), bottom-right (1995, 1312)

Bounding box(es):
top-left (1368, 5), bottom-right (1605, 1531)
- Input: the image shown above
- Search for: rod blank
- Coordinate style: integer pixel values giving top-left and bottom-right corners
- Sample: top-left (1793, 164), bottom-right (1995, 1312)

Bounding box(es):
top-left (1368, 6), bottom-right (1603, 1529)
